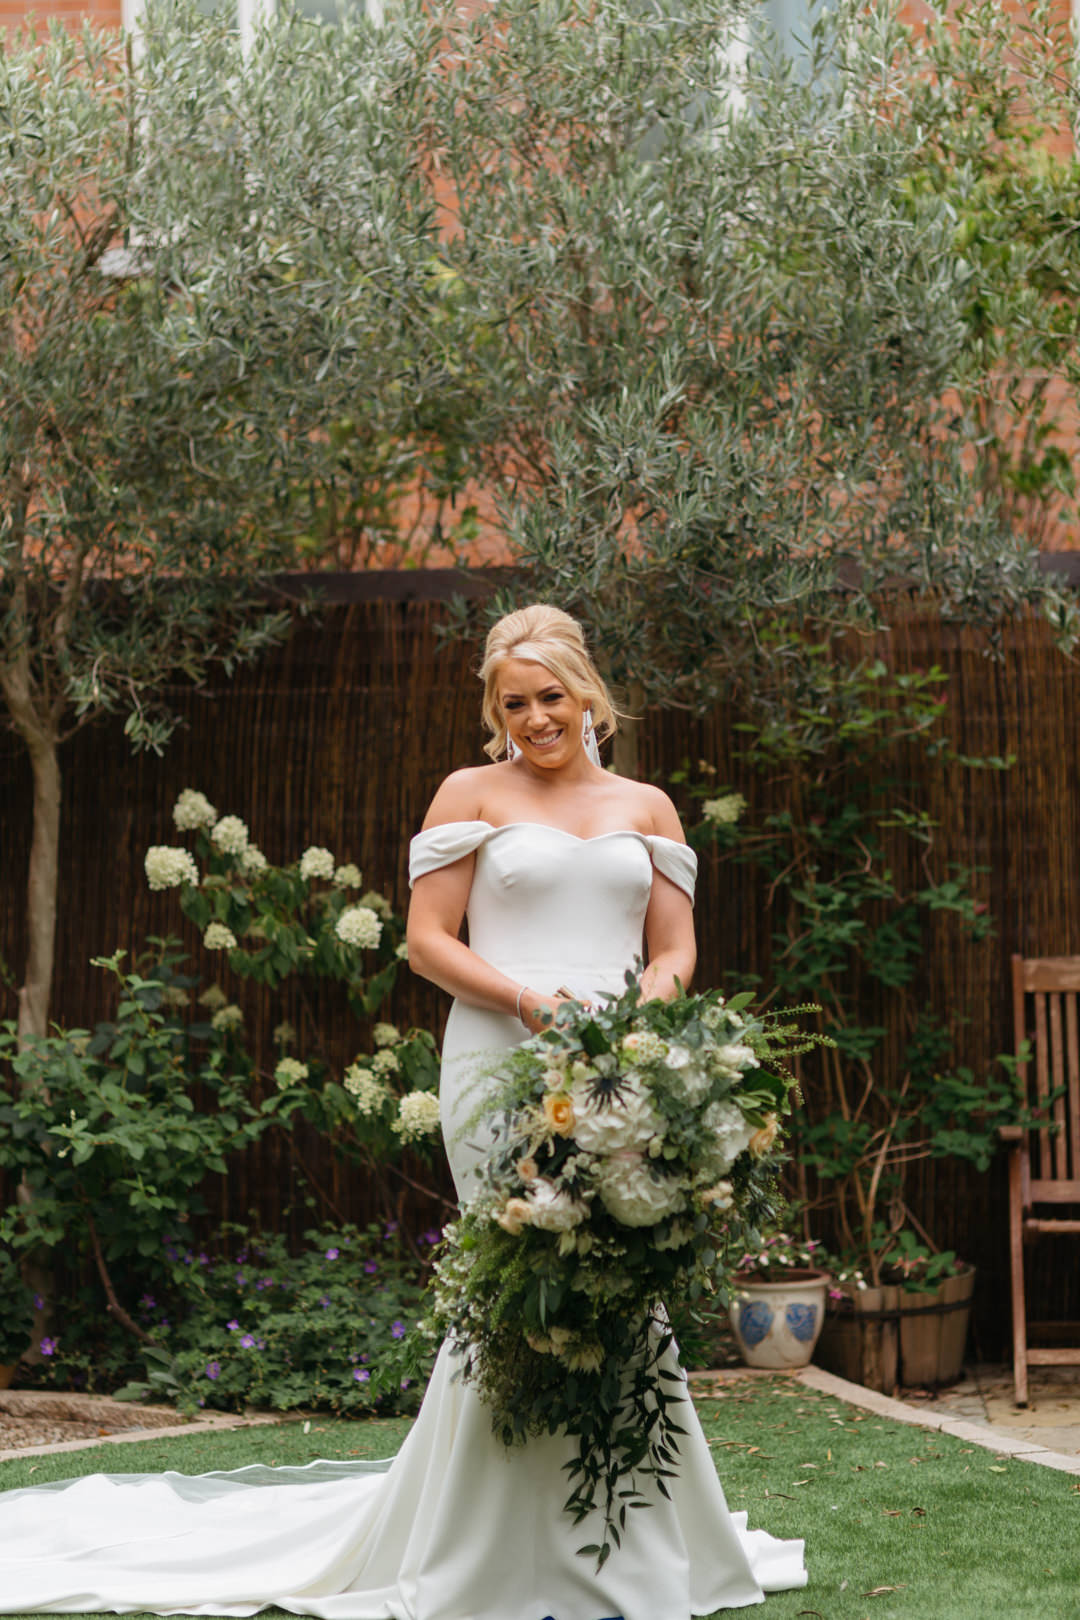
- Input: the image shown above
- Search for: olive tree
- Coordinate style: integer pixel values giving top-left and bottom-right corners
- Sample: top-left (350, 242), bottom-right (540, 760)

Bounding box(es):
top-left (0, 6), bottom-right (454, 1040)
top-left (423, 0), bottom-right (1078, 768)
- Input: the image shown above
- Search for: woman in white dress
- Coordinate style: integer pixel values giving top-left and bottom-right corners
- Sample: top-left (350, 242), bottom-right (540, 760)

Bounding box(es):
top-left (0, 604), bottom-right (806, 1619)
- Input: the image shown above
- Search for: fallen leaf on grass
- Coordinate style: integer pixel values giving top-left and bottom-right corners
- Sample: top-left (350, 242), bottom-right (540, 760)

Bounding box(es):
top-left (911, 1507), bottom-right (926, 1516)
top-left (862, 1586), bottom-right (908, 1598)
top-left (796, 1610), bottom-right (825, 1617)
top-left (882, 1509), bottom-right (902, 1517)
top-left (988, 1466), bottom-right (1007, 1473)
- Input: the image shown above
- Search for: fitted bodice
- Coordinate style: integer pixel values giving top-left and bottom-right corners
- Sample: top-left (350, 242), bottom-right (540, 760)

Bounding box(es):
top-left (409, 820), bottom-right (696, 999)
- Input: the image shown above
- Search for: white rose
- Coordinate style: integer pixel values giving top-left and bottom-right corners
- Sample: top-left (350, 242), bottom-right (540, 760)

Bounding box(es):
top-left (712, 1042), bottom-right (760, 1077)
top-left (594, 1152), bottom-right (686, 1227)
top-left (568, 1075), bottom-right (666, 1155)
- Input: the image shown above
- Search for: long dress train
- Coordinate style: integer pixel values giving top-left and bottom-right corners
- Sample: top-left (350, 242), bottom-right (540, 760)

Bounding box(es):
top-left (0, 820), bottom-right (807, 1619)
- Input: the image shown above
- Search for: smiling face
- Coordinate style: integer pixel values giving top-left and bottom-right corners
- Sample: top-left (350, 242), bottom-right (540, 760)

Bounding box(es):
top-left (496, 657), bottom-right (586, 770)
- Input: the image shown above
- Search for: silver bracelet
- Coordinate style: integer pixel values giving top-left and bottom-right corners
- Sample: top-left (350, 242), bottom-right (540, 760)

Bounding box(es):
top-left (515, 985), bottom-right (529, 1025)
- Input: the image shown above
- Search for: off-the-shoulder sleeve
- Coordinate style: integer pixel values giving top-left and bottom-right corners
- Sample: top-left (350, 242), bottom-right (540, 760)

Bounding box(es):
top-left (643, 835), bottom-right (697, 904)
top-left (408, 821), bottom-right (493, 886)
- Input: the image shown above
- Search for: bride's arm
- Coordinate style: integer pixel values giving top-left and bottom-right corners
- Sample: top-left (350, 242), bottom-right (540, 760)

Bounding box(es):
top-left (640, 791), bottom-right (697, 1002)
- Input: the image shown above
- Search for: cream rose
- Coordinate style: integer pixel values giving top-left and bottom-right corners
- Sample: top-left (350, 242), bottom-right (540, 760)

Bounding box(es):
top-left (543, 1092), bottom-right (576, 1137)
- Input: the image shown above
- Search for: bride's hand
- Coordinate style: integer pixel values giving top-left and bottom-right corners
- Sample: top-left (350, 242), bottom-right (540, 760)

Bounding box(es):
top-left (518, 989), bottom-right (574, 1032)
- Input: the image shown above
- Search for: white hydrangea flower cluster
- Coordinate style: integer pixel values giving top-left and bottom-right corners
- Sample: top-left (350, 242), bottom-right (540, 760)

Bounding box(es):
top-left (203, 923), bottom-right (237, 951)
top-left (210, 1004), bottom-right (244, 1033)
top-left (274, 1058), bottom-right (309, 1089)
top-left (144, 846), bottom-right (199, 891)
top-left (395, 942), bottom-right (409, 962)
top-left (335, 906), bottom-right (382, 949)
top-left (299, 846), bottom-right (335, 881)
top-left (172, 789), bottom-right (217, 831)
top-left (373, 1022), bottom-right (401, 1048)
top-left (593, 1154), bottom-right (686, 1226)
top-left (240, 846), bottom-right (268, 876)
top-left (210, 816), bottom-right (249, 856)
top-left (273, 1021), bottom-right (297, 1048)
top-left (199, 984), bottom-right (228, 1010)
top-left (334, 864), bottom-right (362, 888)
top-left (372, 1048), bottom-right (400, 1076)
top-left (359, 890), bottom-right (393, 920)
top-left (567, 1074), bottom-right (665, 1156)
top-left (702, 792), bottom-right (747, 826)
top-left (393, 1090), bottom-right (442, 1142)
top-left (344, 1065), bottom-right (387, 1115)
top-left (160, 985), bottom-right (191, 1009)
top-left (699, 1099), bottom-right (757, 1176)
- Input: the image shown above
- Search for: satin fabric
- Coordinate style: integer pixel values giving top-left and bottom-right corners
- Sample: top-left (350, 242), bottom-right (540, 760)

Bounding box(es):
top-left (0, 823), bottom-right (807, 1618)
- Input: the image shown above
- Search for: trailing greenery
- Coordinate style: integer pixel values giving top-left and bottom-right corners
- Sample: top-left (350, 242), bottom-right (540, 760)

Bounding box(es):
top-left (685, 633), bottom-right (1047, 1287)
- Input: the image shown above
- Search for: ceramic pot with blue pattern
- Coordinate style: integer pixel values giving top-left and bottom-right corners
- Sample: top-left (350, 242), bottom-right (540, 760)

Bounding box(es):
top-left (728, 1269), bottom-right (829, 1370)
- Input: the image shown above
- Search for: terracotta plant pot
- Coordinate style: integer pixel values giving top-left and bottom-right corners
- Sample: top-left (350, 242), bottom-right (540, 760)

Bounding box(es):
top-left (728, 1268), bottom-right (829, 1370)
top-left (815, 1266), bottom-right (976, 1394)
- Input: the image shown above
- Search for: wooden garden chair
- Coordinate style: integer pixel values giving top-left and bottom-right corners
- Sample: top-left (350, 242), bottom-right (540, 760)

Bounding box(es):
top-left (1006, 954), bottom-right (1080, 1406)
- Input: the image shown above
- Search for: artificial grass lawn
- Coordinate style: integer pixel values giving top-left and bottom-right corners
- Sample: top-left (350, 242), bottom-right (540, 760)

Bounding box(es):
top-left (1, 1380), bottom-right (1077, 1620)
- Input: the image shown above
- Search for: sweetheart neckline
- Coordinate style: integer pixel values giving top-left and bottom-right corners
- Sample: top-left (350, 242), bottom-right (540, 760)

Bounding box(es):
top-left (462, 819), bottom-right (665, 846)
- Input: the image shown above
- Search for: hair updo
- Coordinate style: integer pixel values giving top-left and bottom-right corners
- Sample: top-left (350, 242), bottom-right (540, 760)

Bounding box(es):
top-left (479, 604), bottom-right (619, 762)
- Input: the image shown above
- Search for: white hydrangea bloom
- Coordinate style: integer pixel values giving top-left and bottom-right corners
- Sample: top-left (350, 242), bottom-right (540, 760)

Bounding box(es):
top-left (274, 1057), bottom-right (309, 1089)
top-left (144, 846), bottom-right (199, 891)
top-left (372, 1047), bottom-right (400, 1076)
top-left (334, 863), bottom-right (362, 889)
top-left (210, 1004), bottom-right (244, 1032)
top-left (373, 1022), bottom-right (401, 1048)
top-left (344, 1065), bottom-right (387, 1115)
top-left (160, 985), bottom-right (190, 1009)
top-left (594, 1154), bottom-right (686, 1227)
top-left (198, 984), bottom-right (229, 1010)
top-left (273, 1021), bottom-right (297, 1048)
top-left (393, 1090), bottom-right (442, 1142)
top-left (335, 906), bottom-right (382, 949)
top-left (210, 816), bottom-right (249, 856)
top-left (701, 1002), bottom-right (725, 1030)
top-left (173, 789), bottom-right (217, 831)
top-left (568, 1074), bottom-right (666, 1155)
top-left (240, 846), bottom-right (268, 876)
top-left (563, 1343), bottom-right (605, 1372)
top-left (702, 793), bottom-right (747, 826)
top-left (203, 923), bottom-right (237, 951)
top-left (299, 846), bottom-right (335, 881)
top-left (359, 890), bottom-right (393, 920)
top-left (700, 1100), bottom-right (757, 1175)
top-left (395, 942), bottom-right (409, 962)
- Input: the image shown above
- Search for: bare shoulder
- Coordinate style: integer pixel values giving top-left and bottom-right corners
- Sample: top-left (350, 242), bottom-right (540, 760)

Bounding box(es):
top-left (420, 766), bottom-right (493, 831)
top-left (634, 780), bottom-right (687, 843)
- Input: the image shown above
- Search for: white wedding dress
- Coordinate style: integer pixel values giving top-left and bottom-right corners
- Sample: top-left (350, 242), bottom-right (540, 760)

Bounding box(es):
top-left (0, 821), bottom-right (806, 1619)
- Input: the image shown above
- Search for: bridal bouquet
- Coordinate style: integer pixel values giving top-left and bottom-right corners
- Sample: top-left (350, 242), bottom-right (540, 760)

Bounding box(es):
top-left (403, 974), bottom-right (823, 1567)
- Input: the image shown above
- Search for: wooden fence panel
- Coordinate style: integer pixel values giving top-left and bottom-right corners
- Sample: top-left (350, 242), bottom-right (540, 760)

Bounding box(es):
top-left (3, 589), bottom-right (1080, 1357)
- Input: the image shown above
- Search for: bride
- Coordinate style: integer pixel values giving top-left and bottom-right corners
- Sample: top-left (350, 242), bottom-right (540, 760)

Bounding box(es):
top-left (0, 604), bottom-right (806, 1618)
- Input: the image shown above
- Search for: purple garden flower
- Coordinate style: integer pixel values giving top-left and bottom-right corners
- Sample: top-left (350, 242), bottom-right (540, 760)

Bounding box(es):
top-left (33, 1293), bottom-right (44, 1310)
top-left (363, 1261), bottom-right (378, 1275)
top-left (140, 1294), bottom-right (156, 1310)
top-left (240, 1334), bottom-right (256, 1349)
top-left (383, 1221), bottom-right (398, 1238)
top-left (421, 1229), bottom-right (441, 1246)
top-left (39, 1336), bottom-right (57, 1356)
top-left (205, 1361), bottom-right (221, 1381)
top-left (354, 1368), bottom-right (370, 1382)
top-left (400, 1378), bottom-right (411, 1390)
top-left (227, 1319), bottom-right (240, 1332)
top-left (256, 1279), bottom-right (270, 1291)
top-left (319, 1295), bottom-right (331, 1308)
top-left (325, 1248), bottom-right (340, 1261)
top-left (391, 1321), bottom-right (405, 1340)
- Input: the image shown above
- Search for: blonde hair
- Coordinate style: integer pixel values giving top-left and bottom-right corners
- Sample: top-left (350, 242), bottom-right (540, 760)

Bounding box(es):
top-left (479, 604), bottom-right (618, 762)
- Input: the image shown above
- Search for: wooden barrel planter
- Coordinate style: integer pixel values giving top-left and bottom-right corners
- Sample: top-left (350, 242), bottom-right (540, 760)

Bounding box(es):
top-left (814, 1266), bottom-right (976, 1395)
